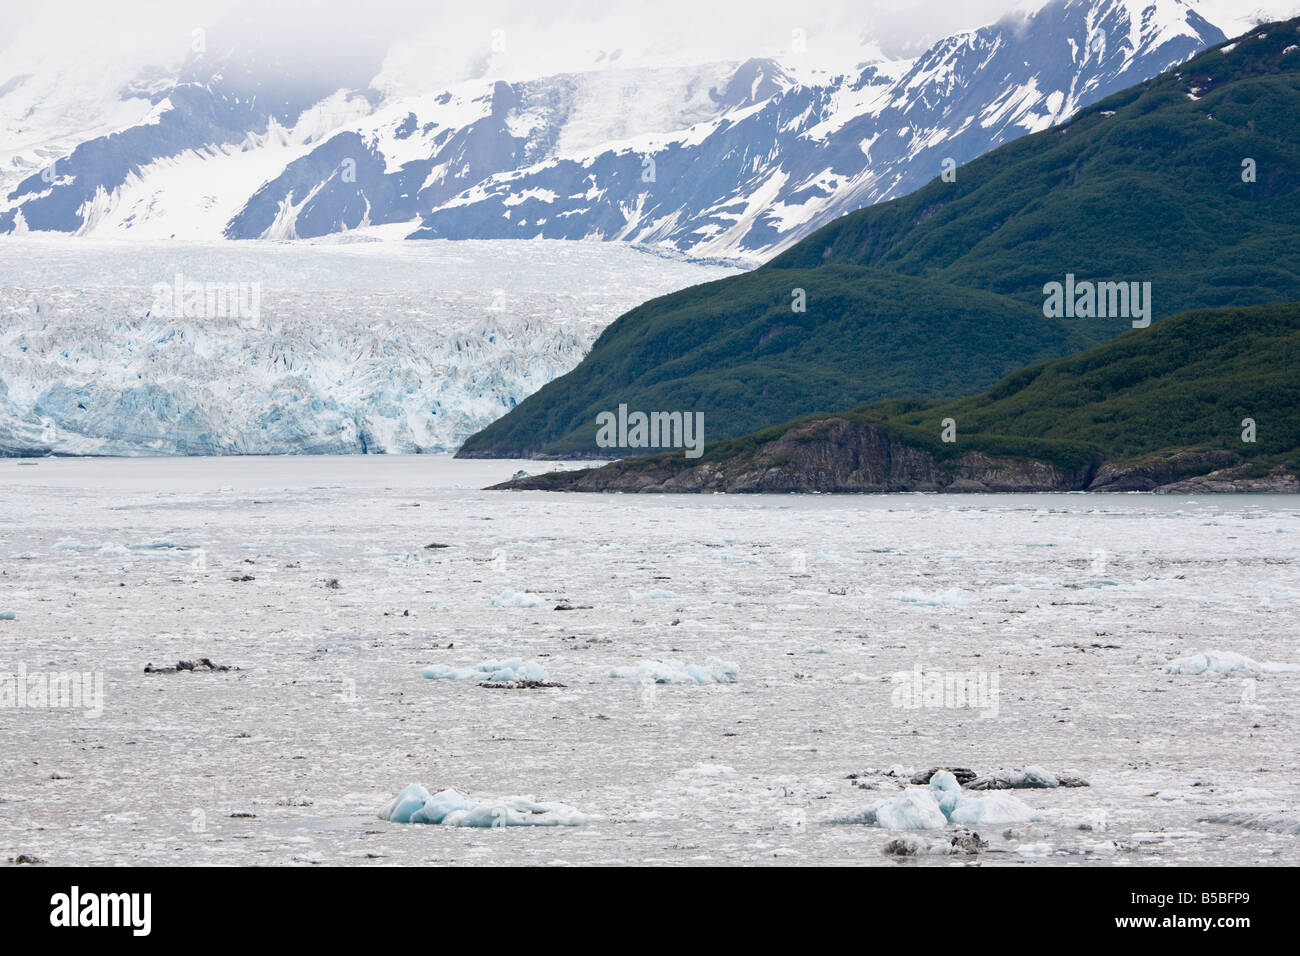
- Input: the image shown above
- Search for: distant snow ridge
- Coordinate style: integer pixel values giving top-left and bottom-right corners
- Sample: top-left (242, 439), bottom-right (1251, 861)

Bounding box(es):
top-left (380, 784), bottom-right (588, 827)
top-left (0, 1), bottom-right (1225, 259)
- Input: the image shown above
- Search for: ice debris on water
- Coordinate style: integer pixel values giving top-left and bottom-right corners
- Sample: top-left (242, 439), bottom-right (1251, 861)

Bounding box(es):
top-left (884, 830), bottom-right (988, 856)
top-left (966, 766), bottom-right (1089, 789)
top-left (490, 589), bottom-right (543, 608)
top-left (891, 588), bottom-right (977, 607)
top-left (832, 770), bottom-right (1041, 829)
top-left (609, 658), bottom-right (738, 684)
top-left (1162, 651), bottom-right (1300, 676)
top-left (1199, 810), bottom-right (1300, 835)
top-left (379, 784), bottom-right (588, 827)
top-left (422, 658), bottom-right (549, 683)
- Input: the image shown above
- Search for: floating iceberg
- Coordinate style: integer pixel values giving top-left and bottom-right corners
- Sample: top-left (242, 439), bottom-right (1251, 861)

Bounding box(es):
top-left (834, 787), bottom-right (949, 829)
top-left (628, 589), bottom-right (678, 600)
top-left (490, 590), bottom-right (543, 608)
top-left (421, 658), bottom-right (549, 683)
top-left (891, 588), bottom-right (977, 607)
top-left (379, 784), bottom-right (588, 827)
top-left (54, 539), bottom-right (94, 551)
top-left (832, 770), bottom-right (1040, 829)
top-left (0, 611), bottom-right (15, 621)
top-left (948, 791), bottom-right (1042, 826)
top-left (609, 658), bottom-right (738, 684)
top-left (1162, 651), bottom-right (1300, 677)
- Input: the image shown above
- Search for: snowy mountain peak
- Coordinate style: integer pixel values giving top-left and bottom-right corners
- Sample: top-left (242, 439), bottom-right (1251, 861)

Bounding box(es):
top-left (0, 0), bottom-right (1243, 257)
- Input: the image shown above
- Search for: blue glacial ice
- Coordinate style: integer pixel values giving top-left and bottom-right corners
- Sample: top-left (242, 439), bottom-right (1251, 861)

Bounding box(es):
top-left (421, 658), bottom-right (549, 683)
top-left (490, 589), bottom-right (543, 608)
top-left (627, 588), bottom-right (678, 600)
top-left (832, 770), bottom-right (1041, 829)
top-left (609, 658), bottom-right (739, 684)
top-left (0, 611), bottom-right (15, 621)
top-left (891, 588), bottom-right (977, 607)
top-left (379, 784), bottom-right (589, 827)
top-left (1162, 651), bottom-right (1300, 676)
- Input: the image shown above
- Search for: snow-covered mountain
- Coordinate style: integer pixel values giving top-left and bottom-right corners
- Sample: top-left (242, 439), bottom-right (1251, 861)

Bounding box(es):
top-left (1, 0), bottom-right (1234, 259)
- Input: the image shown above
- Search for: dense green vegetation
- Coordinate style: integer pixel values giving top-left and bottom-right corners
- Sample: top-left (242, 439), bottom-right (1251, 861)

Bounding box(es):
top-left (461, 22), bottom-right (1300, 458)
top-left (864, 302), bottom-right (1300, 473)
top-left (642, 302), bottom-right (1300, 479)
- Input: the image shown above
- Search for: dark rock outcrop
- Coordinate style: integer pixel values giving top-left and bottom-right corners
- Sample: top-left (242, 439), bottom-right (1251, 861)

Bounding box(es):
top-left (491, 418), bottom-right (1296, 495)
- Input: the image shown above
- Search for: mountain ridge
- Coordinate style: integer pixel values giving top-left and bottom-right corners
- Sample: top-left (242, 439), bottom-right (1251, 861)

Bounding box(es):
top-left (1, 0), bottom-right (1226, 260)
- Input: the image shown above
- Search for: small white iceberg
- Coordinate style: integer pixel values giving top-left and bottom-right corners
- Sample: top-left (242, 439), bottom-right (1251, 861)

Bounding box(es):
top-left (1162, 651), bottom-right (1300, 677)
top-left (490, 589), bottom-right (542, 608)
top-left (380, 784), bottom-right (588, 827)
top-left (609, 658), bottom-right (738, 684)
top-left (891, 588), bottom-right (977, 607)
top-left (832, 770), bottom-right (1040, 829)
top-left (422, 658), bottom-right (549, 683)
top-left (0, 611), bottom-right (15, 621)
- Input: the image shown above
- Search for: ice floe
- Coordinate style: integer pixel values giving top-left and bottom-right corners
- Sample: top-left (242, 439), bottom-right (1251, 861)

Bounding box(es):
top-left (379, 784), bottom-right (588, 827)
top-left (609, 658), bottom-right (739, 684)
top-left (1199, 810), bottom-right (1300, 835)
top-left (489, 589), bottom-right (543, 608)
top-left (421, 658), bottom-right (549, 683)
top-left (832, 770), bottom-right (1041, 829)
top-left (1162, 651), bottom-right (1300, 676)
top-left (891, 588), bottom-right (977, 607)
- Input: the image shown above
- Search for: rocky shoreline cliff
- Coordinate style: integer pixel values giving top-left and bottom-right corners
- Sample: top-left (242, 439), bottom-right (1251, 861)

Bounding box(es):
top-left (491, 420), bottom-right (1298, 494)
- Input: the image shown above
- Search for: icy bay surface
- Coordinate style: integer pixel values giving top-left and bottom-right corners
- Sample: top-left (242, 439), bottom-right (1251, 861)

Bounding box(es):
top-left (0, 235), bottom-right (741, 456)
top-left (1, 455), bottom-right (1298, 865)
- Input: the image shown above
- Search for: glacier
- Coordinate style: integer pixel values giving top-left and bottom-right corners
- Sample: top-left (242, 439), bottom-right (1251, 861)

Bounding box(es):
top-left (0, 236), bottom-right (739, 456)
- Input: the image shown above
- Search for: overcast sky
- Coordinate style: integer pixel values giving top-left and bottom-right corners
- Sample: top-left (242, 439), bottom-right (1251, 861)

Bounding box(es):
top-left (3, 0), bottom-right (1299, 91)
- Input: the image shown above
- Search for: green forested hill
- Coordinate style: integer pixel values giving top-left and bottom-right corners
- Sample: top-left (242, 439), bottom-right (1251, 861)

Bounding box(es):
top-left (829, 301), bottom-right (1300, 475)
top-left (499, 302), bottom-right (1300, 493)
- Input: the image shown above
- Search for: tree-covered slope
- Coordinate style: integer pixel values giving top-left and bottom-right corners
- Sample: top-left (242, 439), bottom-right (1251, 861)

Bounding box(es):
top-left (498, 302), bottom-right (1300, 493)
top-left (459, 20), bottom-right (1300, 459)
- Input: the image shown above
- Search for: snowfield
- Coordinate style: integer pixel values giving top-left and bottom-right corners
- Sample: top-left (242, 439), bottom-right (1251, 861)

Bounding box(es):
top-left (1, 456), bottom-right (1297, 865)
top-left (0, 236), bottom-right (740, 456)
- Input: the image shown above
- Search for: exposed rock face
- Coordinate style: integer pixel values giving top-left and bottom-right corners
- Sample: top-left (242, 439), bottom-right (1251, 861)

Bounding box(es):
top-left (493, 418), bottom-right (1296, 494)
top-left (497, 420), bottom-right (1091, 493)
top-left (1087, 450), bottom-right (1241, 491)
top-left (1157, 471), bottom-right (1300, 494)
